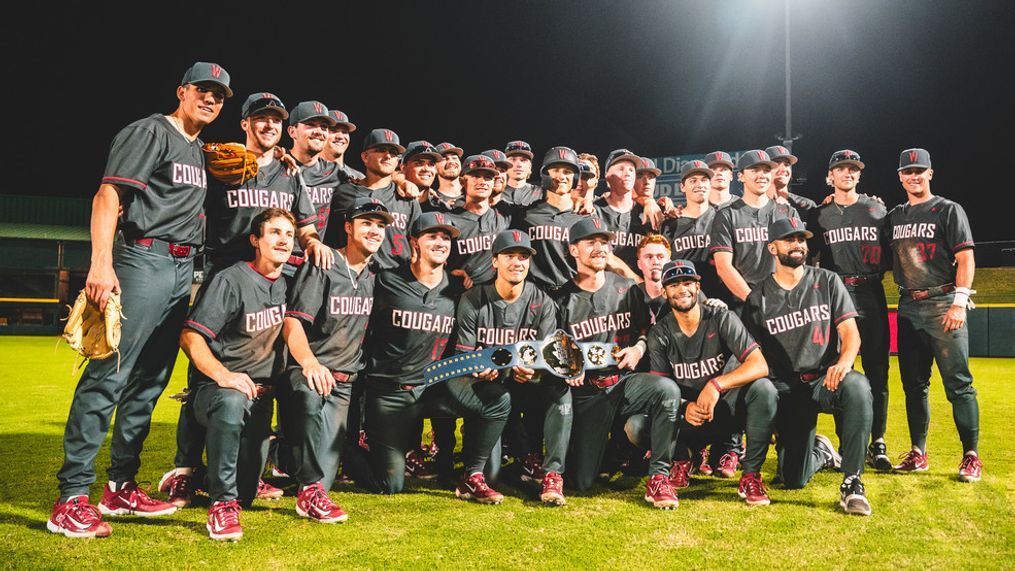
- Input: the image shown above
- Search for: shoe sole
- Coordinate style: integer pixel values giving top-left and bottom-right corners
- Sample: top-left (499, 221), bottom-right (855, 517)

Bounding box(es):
top-left (539, 493), bottom-right (566, 506)
top-left (256, 492), bottom-right (284, 500)
top-left (840, 496), bottom-right (872, 516)
top-left (643, 496), bottom-right (678, 509)
top-left (295, 506), bottom-right (349, 523)
top-left (715, 470), bottom-right (736, 479)
top-left (169, 498), bottom-right (192, 509)
top-left (207, 525), bottom-right (243, 541)
top-left (454, 490), bottom-right (503, 505)
top-left (737, 490), bottom-right (771, 506)
top-left (958, 474), bottom-right (982, 483)
top-left (99, 504), bottom-right (177, 517)
top-left (46, 519), bottom-right (111, 539)
top-left (867, 455), bottom-right (893, 471)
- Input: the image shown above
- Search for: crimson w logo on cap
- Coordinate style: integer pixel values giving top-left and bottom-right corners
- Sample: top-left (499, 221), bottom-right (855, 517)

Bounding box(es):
top-left (384, 130), bottom-right (394, 142)
top-left (512, 230), bottom-right (521, 242)
top-left (756, 151), bottom-right (766, 160)
top-left (312, 102), bottom-right (323, 113)
top-left (558, 148), bottom-right (568, 160)
top-left (909, 150), bottom-right (918, 163)
top-left (211, 64), bottom-right (222, 78)
top-left (435, 213), bottom-right (446, 224)
top-left (262, 92), bottom-right (274, 100)
top-left (592, 219), bottom-right (602, 230)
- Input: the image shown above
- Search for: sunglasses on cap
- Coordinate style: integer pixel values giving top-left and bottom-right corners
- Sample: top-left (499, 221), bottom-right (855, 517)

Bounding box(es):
top-left (662, 264), bottom-right (700, 283)
top-left (506, 141), bottom-right (531, 151)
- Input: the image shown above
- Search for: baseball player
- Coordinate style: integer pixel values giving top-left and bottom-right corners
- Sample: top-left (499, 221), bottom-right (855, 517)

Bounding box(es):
top-left (646, 261), bottom-right (774, 506)
top-left (518, 147), bottom-right (589, 291)
top-left (572, 153), bottom-right (600, 213)
top-left (272, 198), bottom-right (393, 524)
top-left (445, 155), bottom-right (513, 289)
top-left (450, 230), bottom-right (569, 504)
top-left (593, 148), bottom-right (652, 272)
top-left (887, 148), bottom-right (982, 481)
top-left (322, 109), bottom-right (365, 180)
top-left (634, 157), bottom-right (661, 206)
top-left (401, 140), bottom-right (440, 196)
top-left (428, 141), bottom-right (465, 211)
top-left (284, 101), bottom-right (343, 241)
top-left (662, 160), bottom-right (725, 301)
top-left (180, 208), bottom-right (295, 540)
top-left (49, 62), bottom-right (231, 539)
top-left (741, 217), bottom-right (874, 516)
top-left (634, 234), bottom-right (674, 321)
top-left (765, 145), bottom-right (819, 212)
top-left (325, 128), bottom-right (422, 270)
top-left (807, 150), bottom-right (892, 470)
top-left (703, 151), bottom-right (736, 208)
top-left (555, 218), bottom-right (682, 508)
top-left (362, 212), bottom-right (511, 501)
top-left (502, 140), bottom-right (543, 207)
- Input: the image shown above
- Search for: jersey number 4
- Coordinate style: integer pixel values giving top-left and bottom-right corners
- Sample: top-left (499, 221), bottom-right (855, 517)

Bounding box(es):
top-left (811, 324), bottom-right (830, 346)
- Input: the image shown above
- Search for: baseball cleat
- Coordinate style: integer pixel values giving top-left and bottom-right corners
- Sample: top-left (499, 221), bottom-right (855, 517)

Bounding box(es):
top-left (405, 448), bottom-right (438, 480)
top-left (738, 472), bottom-right (771, 506)
top-left (839, 475), bottom-right (872, 516)
top-left (539, 472), bottom-right (566, 506)
top-left (207, 500), bottom-right (243, 541)
top-left (715, 451), bottom-right (740, 479)
top-left (813, 434), bottom-right (842, 471)
top-left (99, 482), bottom-right (177, 517)
top-left (958, 453), bottom-right (983, 483)
top-left (894, 449), bottom-right (929, 473)
top-left (256, 479), bottom-right (284, 500)
top-left (455, 472), bottom-right (504, 505)
top-left (520, 452), bottom-right (546, 483)
top-left (47, 496), bottom-right (112, 538)
top-left (644, 474), bottom-right (679, 509)
top-left (866, 441), bottom-right (893, 472)
top-left (296, 483), bottom-right (348, 523)
top-left (668, 460), bottom-right (692, 489)
top-left (690, 448), bottom-right (713, 476)
top-left (158, 469), bottom-right (194, 508)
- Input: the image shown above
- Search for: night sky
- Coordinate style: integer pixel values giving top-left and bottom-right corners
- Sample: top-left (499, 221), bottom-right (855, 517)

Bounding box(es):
top-left (8, 0), bottom-right (1013, 240)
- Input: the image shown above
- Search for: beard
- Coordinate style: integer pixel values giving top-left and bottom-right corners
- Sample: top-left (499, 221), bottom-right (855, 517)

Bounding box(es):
top-left (668, 294), bottom-right (698, 313)
top-left (778, 250), bottom-right (807, 268)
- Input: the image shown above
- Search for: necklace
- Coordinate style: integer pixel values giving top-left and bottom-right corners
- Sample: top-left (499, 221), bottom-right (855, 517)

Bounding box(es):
top-left (337, 250), bottom-right (358, 291)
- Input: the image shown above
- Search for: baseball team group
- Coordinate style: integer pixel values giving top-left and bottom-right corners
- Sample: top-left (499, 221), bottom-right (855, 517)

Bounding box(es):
top-left (46, 61), bottom-right (983, 541)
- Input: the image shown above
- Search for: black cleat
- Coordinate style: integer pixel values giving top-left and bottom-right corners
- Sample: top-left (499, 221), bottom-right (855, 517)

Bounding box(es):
top-left (866, 441), bottom-right (893, 472)
top-left (814, 433), bottom-right (842, 471)
top-left (839, 475), bottom-right (872, 516)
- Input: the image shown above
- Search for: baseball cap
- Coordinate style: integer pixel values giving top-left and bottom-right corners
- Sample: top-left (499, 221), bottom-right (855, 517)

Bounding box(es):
top-left (540, 146), bottom-right (580, 175)
top-left (829, 149), bottom-right (865, 170)
top-left (737, 150), bottom-right (777, 172)
top-left (241, 92), bottom-right (288, 120)
top-left (568, 217), bottom-right (615, 244)
top-left (436, 142), bottom-right (464, 157)
top-left (704, 151), bottom-right (735, 169)
top-left (482, 149), bottom-right (512, 170)
top-left (579, 161), bottom-right (596, 180)
top-left (328, 109), bottom-right (357, 132)
top-left (410, 211), bottom-right (461, 238)
top-left (403, 140), bottom-right (442, 163)
top-left (680, 160), bottom-right (714, 182)
top-left (661, 260), bottom-right (701, 285)
top-left (289, 101), bottom-right (336, 126)
top-left (898, 148), bottom-right (932, 171)
top-left (492, 230), bottom-right (536, 256)
top-left (461, 154), bottom-right (499, 176)
top-left (346, 197), bottom-right (394, 224)
top-left (765, 145), bottom-right (798, 165)
top-left (768, 217), bottom-right (813, 241)
top-left (362, 128), bottom-right (406, 153)
top-left (181, 61), bottom-right (232, 98)
top-left (504, 140), bottom-right (534, 159)
top-left (637, 157), bottom-right (662, 177)
top-left (605, 148), bottom-right (642, 171)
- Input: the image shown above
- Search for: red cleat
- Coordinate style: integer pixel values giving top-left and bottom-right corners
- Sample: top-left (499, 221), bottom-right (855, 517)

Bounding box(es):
top-left (691, 448), bottom-right (712, 476)
top-left (296, 483), bottom-right (348, 523)
top-left (668, 460), bottom-right (692, 489)
top-left (455, 472), bottom-right (504, 505)
top-left (47, 496), bottom-right (112, 538)
top-left (715, 452), bottom-right (740, 479)
top-left (405, 448), bottom-right (438, 480)
top-left (894, 449), bottom-right (929, 473)
top-left (99, 482), bottom-right (176, 517)
top-left (520, 452), bottom-right (546, 483)
top-left (158, 469), bottom-right (194, 508)
top-left (256, 479), bottom-right (284, 500)
top-left (738, 472), bottom-right (771, 506)
top-left (958, 454), bottom-right (983, 483)
top-left (540, 472), bottom-right (566, 506)
top-left (644, 474), bottom-right (679, 509)
top-left (207, 500), bottom-right (243, 541)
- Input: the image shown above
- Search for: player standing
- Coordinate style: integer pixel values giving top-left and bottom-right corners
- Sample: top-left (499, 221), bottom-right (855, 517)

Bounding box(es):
top-left (284, 101), bottom-right (343, 240)
top-left (428, 142), bottom-right (465, 211)
top-left (49, 62), bottom-right (231, 539)
top-left (502, 140), bottom-right (543, 207)
top-left (741, 218), bottom-right (874, 515)
top-left (703, 151), bottom-right (736, 208)
top-left (765, 145), bottom-right (819, 211)
top-left (446, 155), bottom-right (512, 288)
top-left (808, 150), bottom-right (892, 470)
top-left (662, 161), bottom-right (724, 300)
top-left (322, 109), bottom-right (365, 180)
top-left (887, 148), bottom-right (982, 481)
top-left (594, 149), bottom-right (652, 271)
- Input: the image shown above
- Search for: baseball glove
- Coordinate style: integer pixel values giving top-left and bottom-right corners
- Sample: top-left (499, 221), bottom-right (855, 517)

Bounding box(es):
top-left (63, 290), bottom-right (124, 368)
top-left (202, 142), bottom-right (258, 185)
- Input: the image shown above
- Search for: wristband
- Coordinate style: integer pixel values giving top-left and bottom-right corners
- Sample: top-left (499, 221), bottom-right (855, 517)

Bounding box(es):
top-left (709, 378), bottom-right (725, 394)
top-left (952, 290), bottom-right (969, 307)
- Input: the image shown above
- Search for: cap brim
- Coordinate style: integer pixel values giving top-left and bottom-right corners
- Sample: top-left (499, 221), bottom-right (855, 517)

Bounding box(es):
top-left (739, 160), bottom-right (777, 171)
top-left (570, 230), bottom-right (615, 244)
top-left (706, 160), bottom-right (735, 169)
top-left (829, 160), bottom-right (865, 170)
top-left (662, 275), bottom-right (701, 286)
top-left (638, 167), bottom-right (662, 176)
top-left (607, 154), bottom-right (642, 170)
top-left (494, 245), bottom-right (537, 256)
top-left (463, 166), bottom-right (499, 176)
top-left (415, 224), bottom-right (461, 238)
top-left (245, 105), bottom-right (289, 120)
top-left (773, 155), bottom-right (798, 165)
top-left (191, 80), bottom-right (233, 98)
top-left (298, 114), bottom-right (337, 127)
top-left (897, 163), bottom-right (931, 171)
top-left (334, 122), bottom-right (357, 133)
top-left (405, 151), bottom-right (442, 163)
top-left (349, 210), bottom-right (395, 224)
top-left (681, 167), bottom-right (713, 181)
top-left (366, 142), bottom-right (407, 154)
top-left (505, 150), bottom-right (534, 159)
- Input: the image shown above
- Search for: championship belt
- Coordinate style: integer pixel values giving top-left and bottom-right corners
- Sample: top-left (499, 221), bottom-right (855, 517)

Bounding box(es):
top-left (423, 329), bottom-right (620, 386)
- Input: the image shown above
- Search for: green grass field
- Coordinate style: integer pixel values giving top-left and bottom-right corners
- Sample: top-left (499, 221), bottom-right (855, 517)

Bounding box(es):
top-left (0, 337), bottom-right (1012, 569)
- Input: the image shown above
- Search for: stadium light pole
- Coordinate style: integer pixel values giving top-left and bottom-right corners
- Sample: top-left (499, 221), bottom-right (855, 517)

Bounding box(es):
top-left (779, 0), bottom-right (800, 151)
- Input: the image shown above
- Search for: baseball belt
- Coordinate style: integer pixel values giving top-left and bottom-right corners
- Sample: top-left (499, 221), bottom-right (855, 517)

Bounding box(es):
top-left (423, 329), bottom-right (620, 386)
top-left (900, 283), bottom-right (956, 301)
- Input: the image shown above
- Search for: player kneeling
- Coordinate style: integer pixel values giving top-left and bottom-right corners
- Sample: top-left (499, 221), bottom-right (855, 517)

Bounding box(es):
top-left (741, 219), bottom-right (874, 516)
top-left (179, 209), bottom-right (295, 540)
top-left (643, 261), bottom-right (776, 506)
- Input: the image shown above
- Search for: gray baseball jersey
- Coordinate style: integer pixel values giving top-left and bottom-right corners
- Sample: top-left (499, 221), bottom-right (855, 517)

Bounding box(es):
top-left (647, 305), bottom-right (759, 391)
top-left (101, 114), bottom-right (208, 246)
top-left (741, 265), bottom-right (858, 381)
top-left (593, 197), bottom-right (650, 270)
top-left (808, 195), bottom-right (888, 276)
top-left (519, 202), bottom-right (589, 290)
top-left (364, 266), bottom-right (461, 386)
top-left (447, 207), bottom-right (513, 286)
top-left (502, 182), bottom-right (544, 207)
top-left (300, 160), bottom-right (345, 238)
top-left (183, 261), bottom-right (288, 383)
top-left (886, 196), bottom-right (974, 290)
top-left (709, 198), bottom-right (798, 288)
top-left (205, 159), bottom-right (317, 263)
top-left (327, 181), bottom-right (422, 270)
top-left (284, 250), bottom-right (375, 373)
top-left (422, 190), bottom-right (466, 213)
